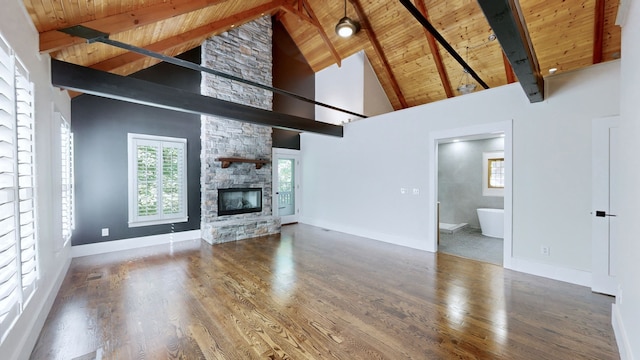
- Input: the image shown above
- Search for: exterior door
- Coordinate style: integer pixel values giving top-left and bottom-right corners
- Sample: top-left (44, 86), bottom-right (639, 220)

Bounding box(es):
top-left (591, 116), bottom-right (619, 295)
top-left (273, 149), bottom-right (300, 224)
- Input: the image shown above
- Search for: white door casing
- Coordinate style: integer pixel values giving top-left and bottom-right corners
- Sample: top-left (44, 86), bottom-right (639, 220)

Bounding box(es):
top-left (273, 148), bottom-right (301, 225)
top-left (427, 120), bottom-right (513, 268)
top-left (591, 116), bottom-right (619, 295)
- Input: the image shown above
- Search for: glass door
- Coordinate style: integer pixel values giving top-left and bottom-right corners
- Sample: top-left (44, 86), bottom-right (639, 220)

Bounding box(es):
top-left (273, 149), bottom-right (300, 224)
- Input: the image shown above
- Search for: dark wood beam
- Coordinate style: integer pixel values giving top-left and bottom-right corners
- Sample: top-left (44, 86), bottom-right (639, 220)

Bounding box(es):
top-left (39, 0), bottom-right (234, 53)
top-left (351, 0), bottom-right (408, 109)
top-left (279, 2), bottom-right (342, 67)
top-left (302, 0), bottom-right (342, 67)
top-left (593, 0), bottom-right (606, 64)
top-left (51, 59), bottom-right (343, 137)
top-left (476, 0), bottom-right (544, 102)
top-left (502, 51), bottom-right (516, 84)
top-left (91, 1), bottom-right (284, 75)
top-left (415, 0), bottom-right (453, 98)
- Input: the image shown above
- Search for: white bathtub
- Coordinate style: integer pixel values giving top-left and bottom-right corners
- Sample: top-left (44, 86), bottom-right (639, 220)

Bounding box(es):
top-left (476, 208), bottom-right (504, 238)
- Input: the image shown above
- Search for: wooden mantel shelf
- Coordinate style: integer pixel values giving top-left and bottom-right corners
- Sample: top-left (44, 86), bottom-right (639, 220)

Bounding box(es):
top-left (216, 157), bottom-right (269, 169)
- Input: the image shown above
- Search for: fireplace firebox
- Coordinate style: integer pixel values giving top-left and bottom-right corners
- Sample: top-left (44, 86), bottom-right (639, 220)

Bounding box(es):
top-left (217, 188), bottom-right (262, 216)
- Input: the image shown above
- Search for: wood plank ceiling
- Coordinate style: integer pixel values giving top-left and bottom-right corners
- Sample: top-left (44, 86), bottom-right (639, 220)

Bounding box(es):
top-left (23, 0), bottom-right (621, 111)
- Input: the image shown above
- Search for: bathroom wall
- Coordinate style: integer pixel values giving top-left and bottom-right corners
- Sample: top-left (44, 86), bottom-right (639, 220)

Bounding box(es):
top-left (438, 137), bottom-right (505, 228)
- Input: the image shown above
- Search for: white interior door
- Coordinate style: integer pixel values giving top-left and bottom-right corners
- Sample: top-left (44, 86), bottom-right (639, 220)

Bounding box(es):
top-left (273, 149), bottom-right (300, 224)
top-left (591, 116), bottom-right (619, 295)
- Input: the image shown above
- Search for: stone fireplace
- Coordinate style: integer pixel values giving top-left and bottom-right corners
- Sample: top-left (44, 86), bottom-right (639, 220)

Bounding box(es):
top-left (200, 16), bottom-right (280, 244)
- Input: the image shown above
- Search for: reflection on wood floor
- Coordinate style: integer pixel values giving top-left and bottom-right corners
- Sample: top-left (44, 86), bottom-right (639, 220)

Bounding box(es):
top-left (31, 224), bottom-right (619, 359)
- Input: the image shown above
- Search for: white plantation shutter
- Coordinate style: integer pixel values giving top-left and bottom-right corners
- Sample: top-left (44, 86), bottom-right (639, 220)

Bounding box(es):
top-left (0, 36), bottom-right (20, 341)
top-left (15, 61), bottom-right (36, 301)
top-left (0, 35), bottom-right (38, 343)
top-left (128, 134), bottom-right (187, 227)
top-left (161, 141), bottom-right (185, 217)
top-left (60, 118), bottom-right (73, 243)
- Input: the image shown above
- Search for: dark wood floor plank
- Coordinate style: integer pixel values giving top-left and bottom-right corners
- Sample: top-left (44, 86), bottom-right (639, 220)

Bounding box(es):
top-left (30, 224), bottom-right (619, 359)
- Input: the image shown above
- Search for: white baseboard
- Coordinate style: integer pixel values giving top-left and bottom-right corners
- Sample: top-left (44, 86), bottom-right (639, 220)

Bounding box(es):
top-left (71, 230), bottom-right (201, 258)
top-left (299, 218), bottom-right (434, 252)
top-left (506, 257), bottom-right (591, 287)
top-left (612, 303), bottom-right (634, 360)
top-left (301, 218), bottom-right (592, 287)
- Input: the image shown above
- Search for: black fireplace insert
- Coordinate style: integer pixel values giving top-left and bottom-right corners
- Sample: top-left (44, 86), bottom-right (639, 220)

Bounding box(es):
top-left (217, 188), bottom-right (262, 216)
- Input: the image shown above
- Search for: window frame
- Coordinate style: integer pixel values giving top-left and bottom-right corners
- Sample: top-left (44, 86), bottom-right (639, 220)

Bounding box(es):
top-left (127, 133), bottom-right (188, 227)
top-left (482, 151), bottom-right (505, 197)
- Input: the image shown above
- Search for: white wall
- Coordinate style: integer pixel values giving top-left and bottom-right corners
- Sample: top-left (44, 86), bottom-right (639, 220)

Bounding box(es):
top-left (362, 54), bottom-right (393, 117)
top-left (614, 1), bottom-right (640, 358)
top-left (315, 53), bottom-right (364, 124)
top-left (0, 1), bottom-right (72, 359)
top-left (315, 51), bottom-right (393, 124)
top-left (302, 60), bottom-right (619, 276)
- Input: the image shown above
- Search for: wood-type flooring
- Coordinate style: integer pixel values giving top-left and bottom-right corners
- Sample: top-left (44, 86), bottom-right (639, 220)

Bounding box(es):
top-left (30, 224), bottom-right (619, 359)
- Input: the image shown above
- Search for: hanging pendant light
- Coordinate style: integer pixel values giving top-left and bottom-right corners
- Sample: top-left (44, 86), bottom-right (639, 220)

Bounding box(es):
top-left (335, 0), bottom-right (360, 38)
top-left (457, 46), bottom-right (477, 95)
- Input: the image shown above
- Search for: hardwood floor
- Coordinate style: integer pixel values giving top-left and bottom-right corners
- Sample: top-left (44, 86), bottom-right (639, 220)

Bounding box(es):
top-left (31, 224), bottom-right (619, 359)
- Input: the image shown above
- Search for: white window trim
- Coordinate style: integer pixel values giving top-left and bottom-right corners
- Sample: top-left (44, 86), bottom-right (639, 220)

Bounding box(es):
top-left (482, 151), bottom-right (505, 197)
top-left (127, 133), bottom-right (188, 227)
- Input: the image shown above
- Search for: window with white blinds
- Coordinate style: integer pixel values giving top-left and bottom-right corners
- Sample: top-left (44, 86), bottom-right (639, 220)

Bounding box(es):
top-left (60, 117), bottom-right (73, 244)
top-left (0, 35), bottom-right (37, 343)
top-left (128, 133), bottom-right (187, 227)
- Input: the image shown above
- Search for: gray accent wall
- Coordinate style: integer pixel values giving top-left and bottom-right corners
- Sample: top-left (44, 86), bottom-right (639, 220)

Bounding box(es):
top-left (71, 48), bottom-right (202, 246)
top-left (438, 137), bottom-right (504, 228)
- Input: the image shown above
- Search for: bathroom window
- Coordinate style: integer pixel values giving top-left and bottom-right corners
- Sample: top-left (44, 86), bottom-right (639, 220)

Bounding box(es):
top-left (488, 158), bottom-right (505, 188)
top-left (483, 151), bottom-right (504, 197)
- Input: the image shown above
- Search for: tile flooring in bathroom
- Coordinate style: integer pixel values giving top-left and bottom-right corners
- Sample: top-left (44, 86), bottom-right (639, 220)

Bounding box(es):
top-left (439, 226), bottom-right (503, 266)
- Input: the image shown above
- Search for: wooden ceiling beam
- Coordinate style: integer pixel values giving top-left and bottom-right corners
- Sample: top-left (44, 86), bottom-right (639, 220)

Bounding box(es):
top-left (39, 0), bottom-right (232, 53)
top-left (476, 0), bottom-right (544, 102)
top-left (593, 0), bottom-right (605, 64)
top-left (90, 1), bottom-right (284, 74)
top-left (280, 2), bottom-right (341, 67)
top-left (350, 0), bottom-right (408, 109)
top-left (502, 52), bottom-right (516, 84)
top-left (415, 0), bottom-right (453, 98)
top-left (52, 59), bottom-right (343, 137)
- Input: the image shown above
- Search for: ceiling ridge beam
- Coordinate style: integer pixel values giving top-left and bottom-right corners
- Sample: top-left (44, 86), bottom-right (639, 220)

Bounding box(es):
top-left (91, 1), bottom-right (285, 74)
top-left (39, 0), bottom-right (233, 53)
top-left (350, 0), bottom-right (408, 109)
top-left (51, 59), bottom-right (343, 137)
top-left (476, 0), bottom-right (544, 102)
top-left (415, 0), bottom-right (453, 98)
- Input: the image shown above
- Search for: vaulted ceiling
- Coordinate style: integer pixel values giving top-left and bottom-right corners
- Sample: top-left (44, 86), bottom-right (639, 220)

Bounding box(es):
top-left (24, 0), bottom-right (621, 110)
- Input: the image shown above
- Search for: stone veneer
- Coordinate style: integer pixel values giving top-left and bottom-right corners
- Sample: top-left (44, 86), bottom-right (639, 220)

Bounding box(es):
top-left (200, 16), bottom-right (280, 244)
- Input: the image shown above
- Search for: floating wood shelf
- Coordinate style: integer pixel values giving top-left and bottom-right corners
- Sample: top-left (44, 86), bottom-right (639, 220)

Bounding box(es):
top-left (216, 157), bottom-right (269, 169)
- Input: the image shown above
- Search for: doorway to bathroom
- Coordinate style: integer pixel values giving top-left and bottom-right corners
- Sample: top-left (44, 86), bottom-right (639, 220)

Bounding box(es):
top-left (437, 135), bottom-right (504, 265)
top-left (427, 121), bottom-right (513, 268)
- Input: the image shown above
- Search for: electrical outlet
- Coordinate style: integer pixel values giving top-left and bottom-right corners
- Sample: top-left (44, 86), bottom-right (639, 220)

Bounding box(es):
top-left (541, 246), bottom-right (550, 256)
top-left (412, 188), bottom-right (420, 195)
top-left (400, 188), bottom-right (407, 194)
top-left (101, 228), bottom-right (109, 237)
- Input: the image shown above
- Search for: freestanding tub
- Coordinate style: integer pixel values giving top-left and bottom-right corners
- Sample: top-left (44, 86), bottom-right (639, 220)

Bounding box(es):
top-left (476, 208), bottom-right (504, 238)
